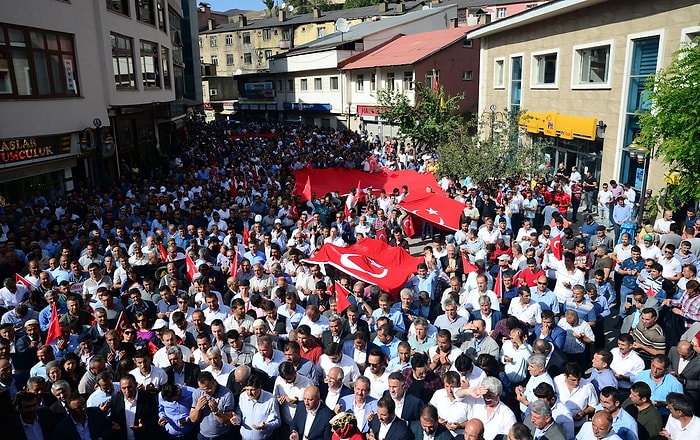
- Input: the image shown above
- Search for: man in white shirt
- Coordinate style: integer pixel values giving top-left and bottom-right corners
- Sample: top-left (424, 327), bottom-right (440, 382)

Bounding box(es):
top-left (515, 353), bottom-right (554, 412)
top-left (366, 349), bottom-right (391, 400)
top-left (203, 346), bottom-right (235, 386)
top-left (429, 371), bottom-right (470, 437)
top-left (323, 367), bottom-right (348, 410)
top-left (129, 349), bottom-right (168, 392)
top-left (468, 376), bottom-right (517, 440)
top-left (273, 361), bottom-right (313, 425)
top-left (661, 392), bottom-right (700, 440)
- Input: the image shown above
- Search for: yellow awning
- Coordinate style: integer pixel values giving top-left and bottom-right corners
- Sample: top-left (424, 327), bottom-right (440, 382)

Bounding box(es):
top-left (520, 111), bottom-right (597, 141)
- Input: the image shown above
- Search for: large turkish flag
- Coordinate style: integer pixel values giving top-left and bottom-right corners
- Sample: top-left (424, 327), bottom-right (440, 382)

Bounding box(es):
top-left (398, 192), bottom-right (464, 231)
top-left (304, 238), bottom-right (424, 295)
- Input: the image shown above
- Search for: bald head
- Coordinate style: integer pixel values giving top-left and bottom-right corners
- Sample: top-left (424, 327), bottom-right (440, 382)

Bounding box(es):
top-left (465, 419), bottom-right (485, 440)
top-left (677, 340), bottom-right (693, 359)
top-left (592, 410), bottom-right (612, 436)
top-left (303, 385), bottom-right (321, 411)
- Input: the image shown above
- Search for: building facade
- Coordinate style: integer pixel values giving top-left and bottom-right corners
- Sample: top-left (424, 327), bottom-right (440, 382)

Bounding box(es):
top-left (468, 0), bottom-right (700, 194)
top-left (0, 0), bottom-right (200, 201)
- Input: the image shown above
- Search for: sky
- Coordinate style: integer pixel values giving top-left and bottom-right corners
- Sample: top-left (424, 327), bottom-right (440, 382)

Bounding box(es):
top-left (206, 0), bottom-right (268, 13)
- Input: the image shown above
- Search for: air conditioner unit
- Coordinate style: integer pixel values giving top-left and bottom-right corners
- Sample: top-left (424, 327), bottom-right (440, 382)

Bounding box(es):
top-left (210, 89), bottom-right (218, 96)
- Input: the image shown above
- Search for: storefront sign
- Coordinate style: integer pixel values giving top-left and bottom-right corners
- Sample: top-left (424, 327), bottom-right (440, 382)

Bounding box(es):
top-left (283, 102), bottom-right (331, 112)
top-left (0, 134), bottom-right (71, 165)
top-left (519, 112), bottom-right (597, 141)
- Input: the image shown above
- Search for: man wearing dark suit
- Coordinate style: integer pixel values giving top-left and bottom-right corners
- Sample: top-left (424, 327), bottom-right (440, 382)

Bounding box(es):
top-left (110, 373), bottom-right (159, 440)
top-left (96, 329), bottom-right (136, 372)
top-left (342, 331), bottom-right (380, 371)
top-left (341, 304), bottom-right (370, 337)
top-left (440, 246), bottom-right (464, 282)
top-left (15, 392), bottom-right (53, 440)
top-left (383, 371), bottom-right (423, 423)
top-left (410, 404), bottom-right (454, 440)
top-left (669, 340), bottom-right (700, 413)
top-left (524, 400), bottom-right (568, 440)
top-left (322, 315), bottom-right (349, 348)
top-left (533, 338), bottom-right (568, 379)
top-left (318, 366), bottom-right (352, 410)
top-left (289, 386), bottom-right (334, 440)
top-left (51, 393), bottom-right (111, 440)
top-left (368, 396), bottom-right (413, 440)
top-left (163, 345), bottom-right (201, 388)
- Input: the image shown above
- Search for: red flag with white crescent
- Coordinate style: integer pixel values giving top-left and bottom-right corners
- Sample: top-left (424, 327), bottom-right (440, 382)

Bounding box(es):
top-left (302, 175), bottom-right (312, 201)
top-left (376, 228), bottom-right (387, 243)
top-left (116, 311), bottom-right (130, 335)
top-left (45, 303), bottom-right (62, 345)
top-left (402, 215), bottom-right (415, 238)
top-left (185, 253), bottom-right (198, 282)
top-left (334, 281), bottom-right (352, 314)
top-left (550, 234), bottom-right (563, 260)
top-left (398, 192), bottom-right (464, 231)
top-left (461, 251), bottom-right (478, 274)
top-left (15, 273), bottom-right (33, 290)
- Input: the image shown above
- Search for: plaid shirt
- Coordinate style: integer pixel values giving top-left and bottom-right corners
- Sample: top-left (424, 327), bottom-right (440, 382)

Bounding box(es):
top-left (670, 291), bottom-right (700, 326)
top-left (402, 368), bottom-right (443, 403)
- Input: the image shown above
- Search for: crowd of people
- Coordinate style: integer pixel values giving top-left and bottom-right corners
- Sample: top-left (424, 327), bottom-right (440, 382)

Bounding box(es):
top-left (0, 120), bottom-right (700, 440)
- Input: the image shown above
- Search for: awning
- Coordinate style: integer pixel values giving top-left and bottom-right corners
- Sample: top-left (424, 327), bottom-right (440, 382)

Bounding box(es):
top-left (219, 110), bottom-right (236, 115)
top-left (519, 111), bottom-right (597, 141)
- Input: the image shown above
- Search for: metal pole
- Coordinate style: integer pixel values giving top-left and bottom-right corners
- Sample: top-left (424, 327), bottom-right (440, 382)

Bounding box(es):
top-left (638, 153), bottom-right (651, 224)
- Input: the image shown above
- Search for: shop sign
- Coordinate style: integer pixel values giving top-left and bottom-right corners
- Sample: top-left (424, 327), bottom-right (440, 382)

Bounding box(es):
top-left (0, 134), bottom-right (71, 165)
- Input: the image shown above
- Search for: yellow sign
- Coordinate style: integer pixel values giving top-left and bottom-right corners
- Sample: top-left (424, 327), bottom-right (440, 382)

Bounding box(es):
top-left (519, 111), bottom-right (597, 141)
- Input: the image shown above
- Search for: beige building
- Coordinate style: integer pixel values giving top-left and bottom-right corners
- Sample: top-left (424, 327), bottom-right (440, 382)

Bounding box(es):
top-left (468, 0), bottom-right (700, 198)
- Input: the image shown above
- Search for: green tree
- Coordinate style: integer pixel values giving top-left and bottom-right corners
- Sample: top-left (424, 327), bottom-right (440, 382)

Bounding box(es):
top-left (344, 0), bottom-right (377, 8)
top-left (376, 83), bottom-right (464, 149)
top-left (637, 35), bottom-right (700, 204)
top-left (438, 109), bottom-right (546, 182)
top-left (263, 0), bottom-right (275, 16)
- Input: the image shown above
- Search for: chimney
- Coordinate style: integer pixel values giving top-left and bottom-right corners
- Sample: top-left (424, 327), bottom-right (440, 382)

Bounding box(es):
top-left (451, 17), bottom-right (458, 28)
top-left (378, 2), bottom-right (387, 12)
top-left (279, 9), bottom-right (286, 21)
top-left (207, 18), bottom-right (214, 30)
top-left (396, 2), bottom-right (405, 13)
top-left (238, 14), bottom-right (247, 26)
top-left (313, 8), bottom-right (320, 18)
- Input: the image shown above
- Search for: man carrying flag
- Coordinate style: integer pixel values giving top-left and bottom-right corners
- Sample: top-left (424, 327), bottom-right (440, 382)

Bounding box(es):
top-left (333, 281), bottom-right (352, 314)
top-left (1, 275), bottom-right (31, 309)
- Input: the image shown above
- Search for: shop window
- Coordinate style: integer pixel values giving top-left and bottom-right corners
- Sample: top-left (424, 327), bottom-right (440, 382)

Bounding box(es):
top-left (0, 24), bottom-right (80, 98)
top-left (111, 32), bottom-right (136, 89)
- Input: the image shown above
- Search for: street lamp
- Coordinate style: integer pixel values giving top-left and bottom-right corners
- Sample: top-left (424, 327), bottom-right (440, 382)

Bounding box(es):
top-left (623, 136), bottom-right (653, 223)
top-left (480, 104), bottom-right (507, 141)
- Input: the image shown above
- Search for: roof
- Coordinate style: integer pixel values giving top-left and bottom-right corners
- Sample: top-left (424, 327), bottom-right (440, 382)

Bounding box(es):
top-left (293, 4), bottom-right (458, 50)
top-left (200, 0), bottom-right (429, 34)
top-left (339, 25), bottom-right (473, 69)
top-left (467, 0), bottom-right (606, 38)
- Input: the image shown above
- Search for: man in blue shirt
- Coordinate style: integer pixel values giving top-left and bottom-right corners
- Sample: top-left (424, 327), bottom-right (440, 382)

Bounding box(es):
top-left (596, 386), bottom-right (639, 440)
top-left (190, 371), bottom-right (236, 439)
top-left (634, 354), bottom-right (683, 417)
top-left (158, 383), bottom-right (196, 438)
top-left (371, 293), bottom-right (405, 333)
top-left (235, 374), bottom-right (281, 440)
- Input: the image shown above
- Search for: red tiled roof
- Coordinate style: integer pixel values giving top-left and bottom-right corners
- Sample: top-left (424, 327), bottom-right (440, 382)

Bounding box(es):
top-left (341, 25), bottom-right (475, 70)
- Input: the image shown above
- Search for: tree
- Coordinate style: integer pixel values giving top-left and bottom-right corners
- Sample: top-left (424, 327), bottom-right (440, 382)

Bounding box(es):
top-left (438, 109), bottom-right (547, 183)
top-left (637, 35), bottom-right (700, 204)
top-left (376, 83), bottom-right (464, 149)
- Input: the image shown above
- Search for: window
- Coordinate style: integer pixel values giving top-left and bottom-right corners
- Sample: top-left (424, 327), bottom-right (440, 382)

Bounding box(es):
top-left (574, 44), bottom-right (611, 86)
top-left (136, 0), bottom-right (155, 25)
top-left (496, 7), bottom-right (506, 18)
top-left (140, 40), bottom-right (160, 88)
top-left (532, 51), bottom-right (558, 86)
top-left (510, 55), bottom-right (522, 113)
top-left (462, 71), bottom-right (473, 81)
top-left (226, 53), bottom-right (234, 65)
top-left (494, 58), bottom-right (505, 88)
top-left (210, 55), bottom-right (218, 65)
top-left (106, 0), bottom-right (129, 16)
top-left (243, 52), bottom-right (252, 65)
top-left (370, 73), bottom-right (376, 91)
top-left (426, 70), bottom-right (438, 89)
top-left (300, 78), bottom-right (308, 90)
top-left (330, 76), bottom-right (338, 90)
top-left (265, 50), bottom-right (272, 59)
top-left (225, 34), bottom-right (233, 45)
top-left (282, 29), bottom-right (290, 41)
top-left (209, 36), bottom-right (217, 47)
top-left (242, 33), bottom-right (251, 44)
top-left (0, 25), bottom-right (80, 98)
top-left (157, 0), bottom-right (166, 32)
top-left (161, 46), bottom-right (170, 88)
top-left (386, 72), bottom-right (395, 91)
top-left (314, 77), bottom-right (322, 90)
top-left (287, 79), bottom-right (294, 91)
top-left (111, 32), bottom-right (136, 89)
top-left (262, 29), bottom-right (271, 41)
top-left (356, 74), bottom-right (364, 91)
top-left (403, 71), bottom-right (413, 90)
top-left (317, 28), bottom-right (326, 38)
top-left (463, 38), bottom-right (472, 48)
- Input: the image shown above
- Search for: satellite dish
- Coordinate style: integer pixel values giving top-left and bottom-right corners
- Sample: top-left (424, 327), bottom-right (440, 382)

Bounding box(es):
top-left (281, 2), bottom-right (286, 7)
top-left (234, 69), bottom-right (243, 76)
top-left (335, 18), bottom-right (350, 33)
top-left (288, 5), bottom-right (294, 12)
top-left (422, 5), bottom-right (429, 10)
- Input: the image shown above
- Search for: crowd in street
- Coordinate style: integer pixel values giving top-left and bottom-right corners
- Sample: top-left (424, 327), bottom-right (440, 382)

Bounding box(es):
top-left (1, 119), bottom-right (700, 440)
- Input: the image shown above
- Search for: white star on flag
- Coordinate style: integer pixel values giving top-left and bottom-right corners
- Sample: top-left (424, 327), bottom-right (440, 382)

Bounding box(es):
top-left (426, 207), bottom-right (439, 215)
